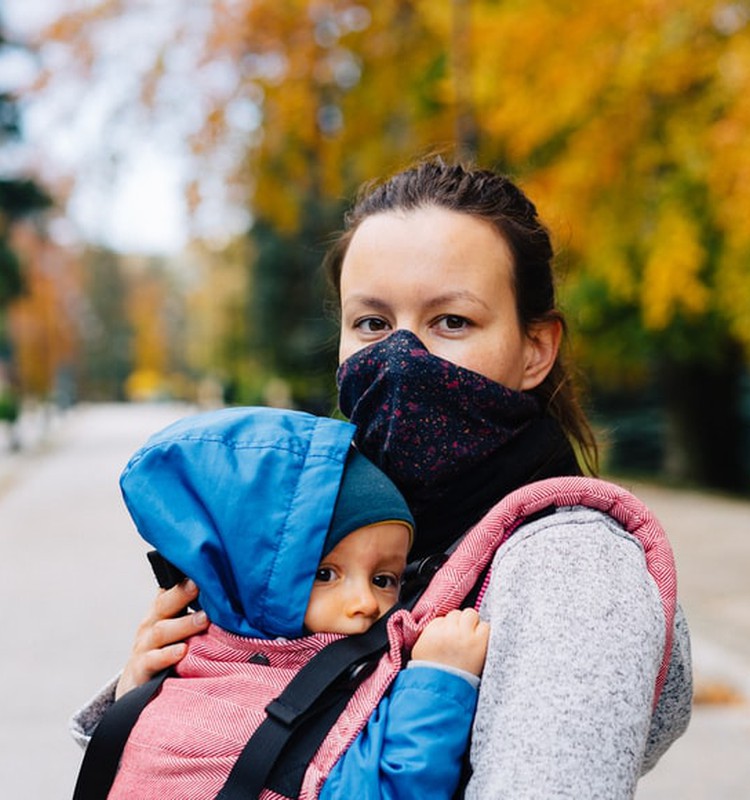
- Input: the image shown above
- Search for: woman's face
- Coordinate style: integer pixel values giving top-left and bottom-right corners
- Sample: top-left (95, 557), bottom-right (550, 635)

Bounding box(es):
top-left (338, 206), bottom-right (553, 391)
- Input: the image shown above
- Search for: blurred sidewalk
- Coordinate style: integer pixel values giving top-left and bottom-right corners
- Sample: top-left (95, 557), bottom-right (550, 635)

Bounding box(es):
top-left (0, 401), bottom-right (195, 799)
top-left (630, 481), bottom-right (750, 798)
top-left (0, 402), bottom-right (65, 494)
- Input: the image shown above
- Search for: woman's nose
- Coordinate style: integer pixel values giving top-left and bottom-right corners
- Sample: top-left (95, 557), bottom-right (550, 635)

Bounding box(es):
top-left (393, 326), bottom-right (422, 342)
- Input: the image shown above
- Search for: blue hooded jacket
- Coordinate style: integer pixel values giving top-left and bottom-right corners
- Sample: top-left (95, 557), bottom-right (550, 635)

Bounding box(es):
top-left (119, 407), bottom-right (356, 639)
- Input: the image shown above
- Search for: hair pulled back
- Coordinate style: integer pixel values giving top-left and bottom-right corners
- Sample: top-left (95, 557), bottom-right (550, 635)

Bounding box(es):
top-left (324, 158), bottom-right (598, 474)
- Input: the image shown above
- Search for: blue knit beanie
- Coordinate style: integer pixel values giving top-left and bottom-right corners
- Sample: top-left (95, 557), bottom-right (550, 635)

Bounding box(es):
top-left (324, 449), bottom-right (414, 556)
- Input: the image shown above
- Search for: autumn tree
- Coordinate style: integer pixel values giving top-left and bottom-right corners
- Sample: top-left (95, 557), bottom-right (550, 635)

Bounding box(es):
top-left (124, 256), bottom-right (188, 401)
top-left (180, 0), bottom-right (458, 408)
top-left (466, 0), bottom-right (750, 489)
top-left (6, 225), bottom-right (81, 404)
top-left (76, 247), bottom-right (133, 400)
top-left (182, 239), bottom-right (252, 404)
top-left (30, 0), bottom-right (750, 488)
top-left (0, 23), bottom-right (53, 420)
top-left (0, 175), bottom-right (52, 416)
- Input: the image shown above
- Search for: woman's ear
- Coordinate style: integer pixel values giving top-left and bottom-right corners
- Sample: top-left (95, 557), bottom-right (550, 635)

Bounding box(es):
top-left (520, 318), bottom-right (562, 391)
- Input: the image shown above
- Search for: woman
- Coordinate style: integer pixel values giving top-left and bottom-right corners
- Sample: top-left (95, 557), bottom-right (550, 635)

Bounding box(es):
top-left (73, 159), bottom-right (692, 798)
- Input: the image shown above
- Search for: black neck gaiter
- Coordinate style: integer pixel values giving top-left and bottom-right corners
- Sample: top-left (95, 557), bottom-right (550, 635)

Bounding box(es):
top-left (336, 330), bottom-right (582, 560)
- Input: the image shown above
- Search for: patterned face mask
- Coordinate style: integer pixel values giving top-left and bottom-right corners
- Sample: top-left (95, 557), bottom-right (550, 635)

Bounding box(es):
top-left (336, 330), bottom-right (581, 560)
top-left (336, 329), bottom-right (541, 495)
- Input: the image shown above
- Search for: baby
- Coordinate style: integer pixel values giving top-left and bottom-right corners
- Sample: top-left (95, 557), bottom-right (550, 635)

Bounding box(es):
top-left (105, 407), bottom-right (488, 799)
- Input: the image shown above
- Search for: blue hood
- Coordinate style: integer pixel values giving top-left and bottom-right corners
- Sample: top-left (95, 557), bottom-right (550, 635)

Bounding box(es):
top-left (119, 407), bottom-right (356, 638)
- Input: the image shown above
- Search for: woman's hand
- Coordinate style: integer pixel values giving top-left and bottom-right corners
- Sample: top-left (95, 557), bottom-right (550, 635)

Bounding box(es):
top-left (411, 608), bottom-right (490, 677)
top-left (115, 580), bottom-right (210, 699)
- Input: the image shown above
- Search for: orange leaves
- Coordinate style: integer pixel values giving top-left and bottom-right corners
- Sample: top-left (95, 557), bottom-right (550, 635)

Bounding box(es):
top-left (7, 224), bottom-right (82, 396)
top-left (473, 2), bottom-right (618, 162)
top-left (706, 33), bottom-right (750, 248)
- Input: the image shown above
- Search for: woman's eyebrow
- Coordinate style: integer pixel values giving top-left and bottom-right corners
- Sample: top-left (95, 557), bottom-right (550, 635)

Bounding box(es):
top-left (342, 290), bottom-right (490, 314)
top-left (341, 295), bottom-right (393, 313)
top-left (423, 290), bottom-right (490, 311)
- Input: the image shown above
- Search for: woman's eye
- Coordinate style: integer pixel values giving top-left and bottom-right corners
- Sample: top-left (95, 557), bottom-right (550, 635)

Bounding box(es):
top-left (435, 315), bottom-right (470, 331)
top-left (372, 574), bottom-right (398, 590)
top-left (315, 567), bottom-right (336, 583)
top-left (354, 317), bottom-right (390, 333)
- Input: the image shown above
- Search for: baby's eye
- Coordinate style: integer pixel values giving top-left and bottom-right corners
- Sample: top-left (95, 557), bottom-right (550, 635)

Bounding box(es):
top-left (315, 567), bottom-right (336, 583)
top-left (434, 314), bottom-right (471, 332)
top-left (372, 574), bottom-right (399, 590)
top-left (354, 316), bottom-right (391, 333)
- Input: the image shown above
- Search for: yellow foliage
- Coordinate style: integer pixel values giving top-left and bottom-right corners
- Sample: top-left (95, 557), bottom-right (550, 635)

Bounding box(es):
top-left (124, 368), bottom-right (166, 402)
top-left (183, 238), bottom-right (251, 375)
top-left (641, 208), bottom-right (709, 330)
top-left (126, 267), bottom-right (170, 376)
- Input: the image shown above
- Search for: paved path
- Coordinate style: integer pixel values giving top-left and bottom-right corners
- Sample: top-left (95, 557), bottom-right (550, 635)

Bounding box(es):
top-left (0, 403), bottom-right (193, 799)
top-left (0, 403), bottom-right (748, 798)
top-left (633, 482), bottom-right (750, 681)
top-left (630, 482), bottom-right (750, 798)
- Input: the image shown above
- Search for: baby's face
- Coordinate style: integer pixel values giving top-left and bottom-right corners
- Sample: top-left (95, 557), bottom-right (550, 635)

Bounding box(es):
top-left (303, 522), bottom-right (410, 635)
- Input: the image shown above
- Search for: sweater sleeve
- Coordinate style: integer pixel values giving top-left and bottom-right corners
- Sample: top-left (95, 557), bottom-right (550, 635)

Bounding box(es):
top-left (465, 506), bottom-right (691, 800)
top-left (68, 675), bottom-right (120, 749)
top-left (642, 601), bottom-right (692, 772)
top-left (320, 665), bottom-right (478, 800)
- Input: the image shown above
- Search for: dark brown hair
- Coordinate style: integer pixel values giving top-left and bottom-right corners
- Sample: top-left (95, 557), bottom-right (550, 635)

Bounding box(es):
top-left (324, 158), bottom-right (598, 474)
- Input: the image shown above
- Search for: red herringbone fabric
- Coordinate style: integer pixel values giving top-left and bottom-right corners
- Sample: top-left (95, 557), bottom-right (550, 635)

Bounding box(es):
top-left (108, 627), bottom-right (343, 800)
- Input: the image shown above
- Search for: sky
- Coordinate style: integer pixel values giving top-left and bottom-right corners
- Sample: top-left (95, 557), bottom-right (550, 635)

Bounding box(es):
top-left (0, 0), bottom-right (202, 255)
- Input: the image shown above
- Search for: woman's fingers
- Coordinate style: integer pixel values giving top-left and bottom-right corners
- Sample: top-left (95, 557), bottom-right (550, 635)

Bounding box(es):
top-left (147, 609), bottom-right (208, 650)
top-left (151, 579), bottom-right (200, 621)
top-left (114, 584), bottom-right (209, 700)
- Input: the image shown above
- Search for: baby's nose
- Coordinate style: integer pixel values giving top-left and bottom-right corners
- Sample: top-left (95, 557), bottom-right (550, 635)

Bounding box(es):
top-left (348, 583), bottom-right (380, 617)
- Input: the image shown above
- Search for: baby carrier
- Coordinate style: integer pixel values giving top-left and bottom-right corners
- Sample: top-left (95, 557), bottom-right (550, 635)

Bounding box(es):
top-left (73, 474), bottom-right (676, 800)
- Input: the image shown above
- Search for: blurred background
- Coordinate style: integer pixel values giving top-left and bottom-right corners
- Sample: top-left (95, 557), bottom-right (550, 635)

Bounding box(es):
top-left (0, 0), bottom-right (749, 493)
top-left (0, 3), bottom-right (749, 797)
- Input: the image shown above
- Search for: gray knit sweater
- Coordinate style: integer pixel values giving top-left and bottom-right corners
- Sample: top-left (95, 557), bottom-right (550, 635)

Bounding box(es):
top-left (467, 506), bottom-right (691, 799)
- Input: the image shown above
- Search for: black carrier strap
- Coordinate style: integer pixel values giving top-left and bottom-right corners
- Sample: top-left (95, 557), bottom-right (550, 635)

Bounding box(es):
top-left (71, 668), bottom-right (172, 800)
